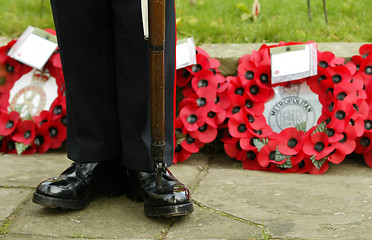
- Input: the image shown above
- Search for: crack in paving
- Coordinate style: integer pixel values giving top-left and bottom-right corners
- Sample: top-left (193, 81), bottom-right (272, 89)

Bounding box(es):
top-left (0, 185), bottom-right (34, 190)
top-left (192, 199), bottom-right (264, 228)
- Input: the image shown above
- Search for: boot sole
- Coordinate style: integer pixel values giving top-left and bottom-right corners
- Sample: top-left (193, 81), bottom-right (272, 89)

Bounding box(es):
top-left (144, 201), bottom-right (194, 218)
top-left (32, 192), bottom-right (90, 210)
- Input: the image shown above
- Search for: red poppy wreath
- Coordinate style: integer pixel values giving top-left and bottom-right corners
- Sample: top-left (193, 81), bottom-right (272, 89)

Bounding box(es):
top-left (0, 29), bottom-right (66, 155)
top-left (174, 42), bottom-right (372, 175)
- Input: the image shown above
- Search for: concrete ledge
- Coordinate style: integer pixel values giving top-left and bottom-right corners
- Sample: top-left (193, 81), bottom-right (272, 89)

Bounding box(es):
top-left (200, 42), bottom-right (369, 76)
top-left (1, 37), bottom-right (368, 77)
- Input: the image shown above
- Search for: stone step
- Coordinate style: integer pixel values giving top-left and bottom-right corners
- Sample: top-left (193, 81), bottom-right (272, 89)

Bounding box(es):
top-left (1, 36), bottom-right (368, 77)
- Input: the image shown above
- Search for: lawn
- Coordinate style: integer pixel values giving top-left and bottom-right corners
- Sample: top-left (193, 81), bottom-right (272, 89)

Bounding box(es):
top-left (0, 0), bottom-right (370, 44)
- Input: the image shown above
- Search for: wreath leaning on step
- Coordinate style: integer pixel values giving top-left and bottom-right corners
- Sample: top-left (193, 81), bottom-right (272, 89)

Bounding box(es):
top-left (0, 29), bottom-right (66, 155)
top-left (174, 42), bottom-right (372, 175)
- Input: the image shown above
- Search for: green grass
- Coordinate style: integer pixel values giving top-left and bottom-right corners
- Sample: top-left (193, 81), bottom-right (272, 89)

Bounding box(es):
top-left (0, 0), bottom-right (370, 44)
top-left (176, 0), bottom-right (371, 44)
top-left (0, 0), bottom-right (54, 37)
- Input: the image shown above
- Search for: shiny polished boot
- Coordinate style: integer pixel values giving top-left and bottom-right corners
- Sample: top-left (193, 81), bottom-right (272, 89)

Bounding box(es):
top-left (125, 168), bottom-right (194, 217)
top-left (32, 162), bottom-right (126, 210)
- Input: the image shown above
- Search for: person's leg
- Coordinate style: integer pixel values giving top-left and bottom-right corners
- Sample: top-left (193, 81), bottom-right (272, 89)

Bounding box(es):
top-left (111, 0), bottom-right (175, 171)
top-left (33, 0), bottom-right (125, 210)
top-left (51, 0), bottom-right (121, 163)
top-left (111, 0), bottom-right (193, 217)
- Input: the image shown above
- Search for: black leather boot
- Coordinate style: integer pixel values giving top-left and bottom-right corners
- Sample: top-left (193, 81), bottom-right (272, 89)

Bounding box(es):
top-left (32, 161), bottom-right (126, 210)
top-left (125, 168), bottom-right (194, 217)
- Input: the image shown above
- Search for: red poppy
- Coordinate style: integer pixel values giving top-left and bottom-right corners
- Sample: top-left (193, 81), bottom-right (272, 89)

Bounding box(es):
top-left (242, 95), bottom-right (264, 116)
top-left (227, 76), bottom-right (246, 97)
top-left (223, 137), bottom-right (240, 158)
top-left (278, 127), bottom-right (305, 155)
top-left (363, 111), bottom-right (372, 133)
top-left (179, 100), bottom-right (207, 132)
top-left (254, 65), bottom-right (271, 89)
top-left (195, 47), bottom-right (210, 58)
top-left (294, 158), bottom-right (312, 174)
top-left (248, 124), bottom-right (273, 138)
top-left (21, 144), bottom-right (37, 155)
top-left (0, 63), bottom-right (16, 93)
top-left (239, 136), bottom-right (258, 151)
top-left (258, 140), bottom-right (286, 167)
top-left (180, 134), bottom-right (204, 153)
top-left (228, 112), bottom-right (251, 138)
top-left (353, 99), bottom-right (369, 120)
top-left (307, 67), bottom-right (332, 95)
top-left (333, 82), bottom-right (358, 104)
top-left (358, 55), bottom-right (372, 82)
top-left (324, 127), bottom-right (343, 143)
top-left (241, 149), bottom-right (262, 171)
top-left (237, 60), bottom-right (257, 86)
top-left (359, 44), bottom-right (372, 59)
top-left (246, 113), bottom-right (267, 131)
top-left (225, 94), bottom-right (245, 118)
top-left (206, 110), bottom-right (226, 129)
top-left (244, 80), bottom-right (274, 103)
top-left (317, 51), bottom-right (345, 68)
top-left (0, 111), bottom-right (20, 136)
top-left (327, 65), bottom-right (352, 86)
top-left (33, 110), bottom-right (52, 127)
top-left (355, 132), bottom-right (372, 154)
top-left (176, 68), bottom-right (193, 87)
top-left (308, 161), bottom-right (329, 175)
top-left (173, 144), bottom-right (192, 164)
top-left (191, 70), bottom-right (218, 96)
top-left (212, 90), bottom-right (231, 113)
top-left (0, 91), bottom-right (10, 112)
top-left (328, 101), bottom-right (354, 133)
top-left (363, 149), bottom-right (372, 168)
top-left (189, 123), bottom-right (218, 143)
top-left (12, 120), bottom-right (36, 145)
top-left (328, 148), bottom-right (346, 164)
top-left (330, 125), bottom-right (356, 158)
top-left (181, 83), bottom-right (194, 97)
top-left (0, 136), bottom-right (17, 154)
top-left (188, 54), bottom-right (211, 74)
top-left (349, 113), bottom-right (366, 137)
top-left (290, 150), bottom-right (306, 166)
top-left (50, 95), bottom-right (66, 121)
top-left (47, 121), bottom-right (67, 149)
top-left (0, 40), bottom-right (16, 64)
top-left (33, 125), bottom-right (52, 154)
top-left (303, 132), bottom-right (334, 160)
top-left (45, 50), bottom-right (65, 94)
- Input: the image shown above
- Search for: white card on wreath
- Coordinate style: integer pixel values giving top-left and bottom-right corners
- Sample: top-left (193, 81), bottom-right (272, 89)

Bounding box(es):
top-left (141, 0), bottom-right (149, 39)
top-left (7, 26), bottom-right (57, 70)
top-left (270, 43), bottom-right (317, 84)
top-left (176, 37), bottom-right (197, 70)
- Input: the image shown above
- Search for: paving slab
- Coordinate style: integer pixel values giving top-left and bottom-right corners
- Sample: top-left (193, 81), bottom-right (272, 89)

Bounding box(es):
top-left (0, 188), bottom-right (32, 223)
top-left (7, 195), bottom-right (172, 239)
top-left (167, 205), bottom-right (262, 240)
top-left (0, 150), bottom-right (71, 188)
top-left (192, 154), bottom-right (372, 240)
top-left (169, 152), bottom-right (209, 191)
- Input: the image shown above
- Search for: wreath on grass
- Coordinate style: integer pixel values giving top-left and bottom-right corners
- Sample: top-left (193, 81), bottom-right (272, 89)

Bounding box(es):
top-left (0, 29), bottom-right (66, 155)
top-left (174, 42), bottom-right (372, 174)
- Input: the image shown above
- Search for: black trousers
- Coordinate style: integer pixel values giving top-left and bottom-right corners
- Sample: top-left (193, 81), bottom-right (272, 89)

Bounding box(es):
top-left (50, 0), bottom-right (176, 171)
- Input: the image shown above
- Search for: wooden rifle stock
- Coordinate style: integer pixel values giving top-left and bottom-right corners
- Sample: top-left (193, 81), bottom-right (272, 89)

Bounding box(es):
top-left (149, 0), bottom-right (166, 188)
